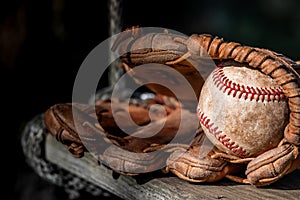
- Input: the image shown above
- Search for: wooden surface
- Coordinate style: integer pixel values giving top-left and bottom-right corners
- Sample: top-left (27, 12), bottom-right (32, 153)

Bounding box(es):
top-left (45, 134), bottom-right (300, 200)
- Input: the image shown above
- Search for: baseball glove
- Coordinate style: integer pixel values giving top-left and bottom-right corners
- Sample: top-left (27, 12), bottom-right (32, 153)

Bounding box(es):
top-left (44, 26), bottom-right (300, 186)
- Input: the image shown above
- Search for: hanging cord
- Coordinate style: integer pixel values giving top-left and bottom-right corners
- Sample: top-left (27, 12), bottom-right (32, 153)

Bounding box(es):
top-left (108, 0), bottom-right (123, 87)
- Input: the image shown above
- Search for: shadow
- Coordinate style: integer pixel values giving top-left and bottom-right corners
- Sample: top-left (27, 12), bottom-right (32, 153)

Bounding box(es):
top-left (133, 170), bottom-right (172, 185)
top-left (261, 169), bottom-right (300, 190)
top-left (108, 168), bottom-right (172, 185)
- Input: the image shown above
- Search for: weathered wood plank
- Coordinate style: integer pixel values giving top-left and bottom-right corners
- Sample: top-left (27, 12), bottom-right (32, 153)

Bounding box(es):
top-left (45, 134), bottom-right (300, 200)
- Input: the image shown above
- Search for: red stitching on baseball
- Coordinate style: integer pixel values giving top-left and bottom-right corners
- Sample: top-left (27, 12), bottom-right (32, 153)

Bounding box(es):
top-left (212, 67), bottom-right (285, 102)
top-left (197, 109), bottom-right (250, 158)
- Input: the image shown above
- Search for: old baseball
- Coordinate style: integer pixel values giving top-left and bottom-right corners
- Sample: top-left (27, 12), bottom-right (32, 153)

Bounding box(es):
top-left (197, 65), bottom-right (289, 157)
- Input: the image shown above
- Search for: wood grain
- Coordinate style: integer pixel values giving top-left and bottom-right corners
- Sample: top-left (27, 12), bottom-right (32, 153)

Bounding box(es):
top-left (45, 134), bottom-right (300, 200)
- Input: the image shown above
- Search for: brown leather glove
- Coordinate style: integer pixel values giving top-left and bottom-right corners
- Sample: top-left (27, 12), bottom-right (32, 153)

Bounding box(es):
top-left (45, 26), bottom-right (300, 185)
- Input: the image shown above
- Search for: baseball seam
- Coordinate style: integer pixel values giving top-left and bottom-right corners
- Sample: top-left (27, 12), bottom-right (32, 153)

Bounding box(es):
top-left (197, 109), bottom-right (250, 158)
top-left (212, 67), bottom-right (285, 102)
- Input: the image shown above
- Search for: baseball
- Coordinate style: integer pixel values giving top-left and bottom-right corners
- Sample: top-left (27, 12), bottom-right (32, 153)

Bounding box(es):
top-left (197, 65), bottom-right (289, 157)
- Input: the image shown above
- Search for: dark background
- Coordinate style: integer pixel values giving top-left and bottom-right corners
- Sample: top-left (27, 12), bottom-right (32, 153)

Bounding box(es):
top-left (2, 0), bottom-right (300, 199)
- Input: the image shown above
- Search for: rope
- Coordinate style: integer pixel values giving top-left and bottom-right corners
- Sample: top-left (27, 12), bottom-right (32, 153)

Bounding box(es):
top-left (108, 0), bottom-right (123, 87)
